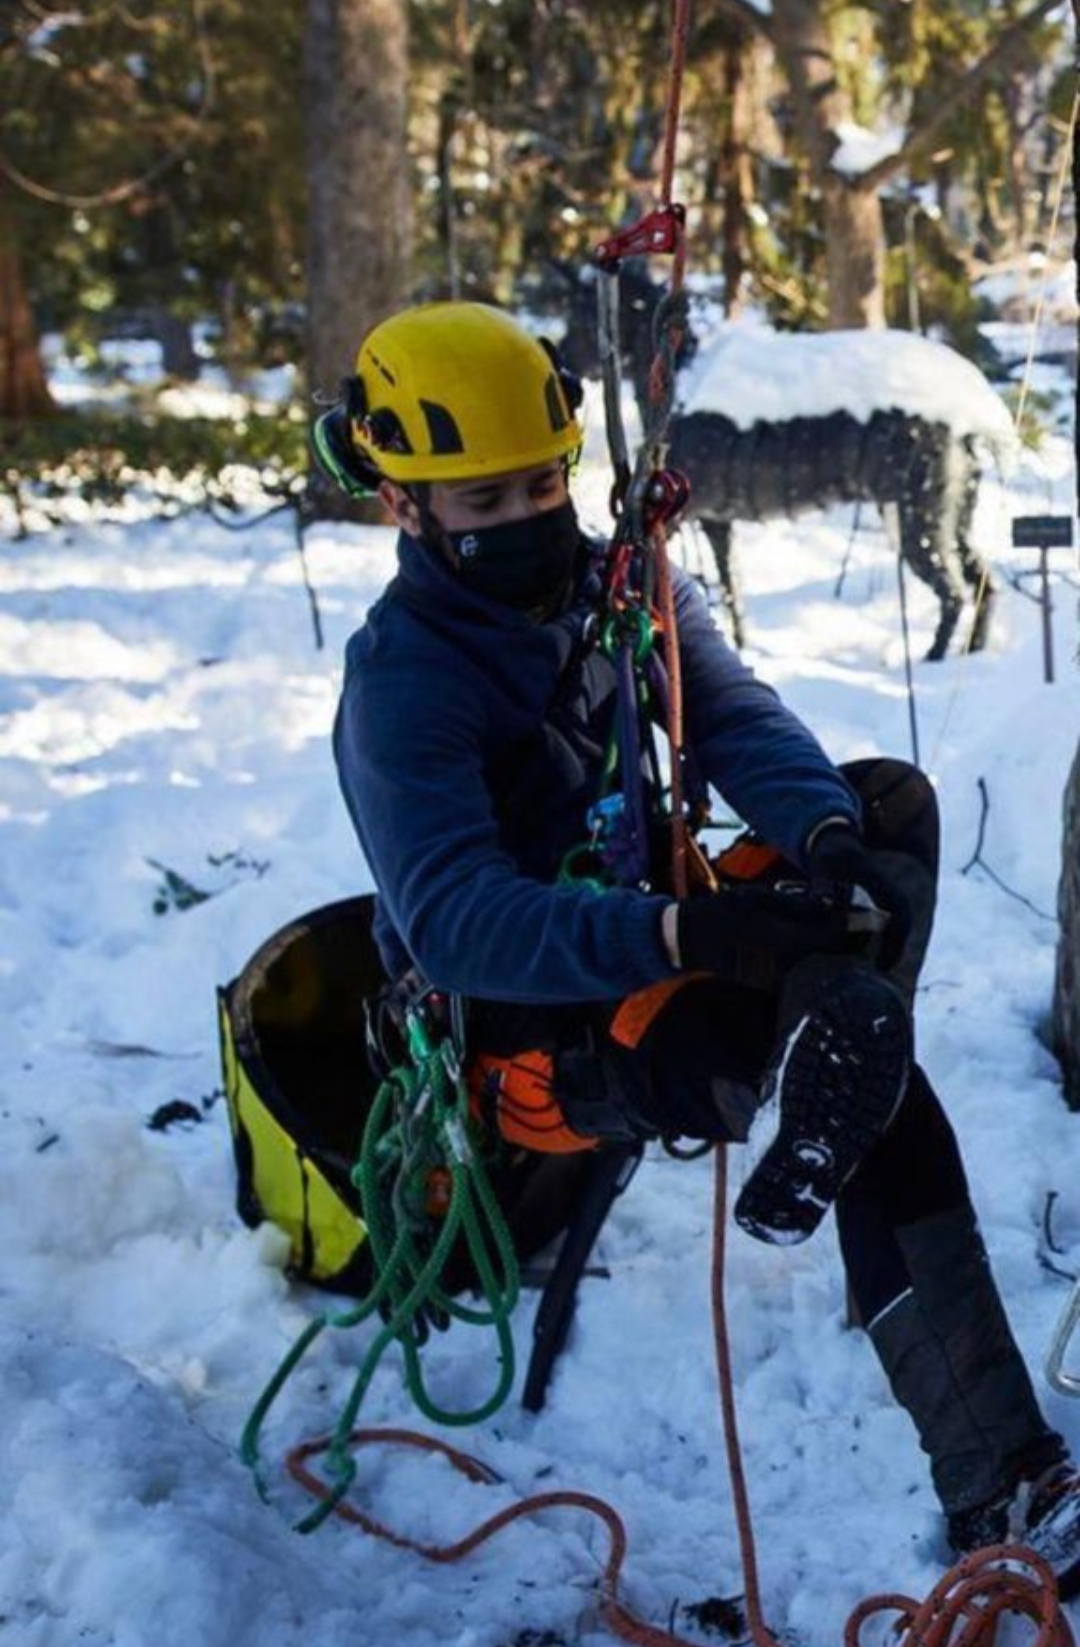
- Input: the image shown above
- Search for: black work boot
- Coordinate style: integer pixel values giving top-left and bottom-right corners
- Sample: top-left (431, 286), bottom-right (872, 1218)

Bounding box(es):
top-left (867, 1204), bottom-right (1077, 1590)
top-left (735, 965), bottom-right (911, 1245)
top-left (947, 1460), bottom-right (1080, 1598)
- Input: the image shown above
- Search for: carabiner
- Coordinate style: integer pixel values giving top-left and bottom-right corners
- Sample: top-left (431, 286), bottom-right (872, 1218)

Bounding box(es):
top-left (1046, 1277), bottom-right (1080, 1395)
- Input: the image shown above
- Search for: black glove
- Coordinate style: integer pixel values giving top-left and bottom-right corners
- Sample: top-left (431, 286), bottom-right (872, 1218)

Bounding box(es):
top-left (805, 823), bottom-right (911, 970)
top-left (677, 879), bottom-right (873, 991)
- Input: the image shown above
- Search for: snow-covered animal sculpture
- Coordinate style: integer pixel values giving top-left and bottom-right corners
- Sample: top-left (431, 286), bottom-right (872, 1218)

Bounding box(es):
top-left (559, 267), bottom-right (1016, 660)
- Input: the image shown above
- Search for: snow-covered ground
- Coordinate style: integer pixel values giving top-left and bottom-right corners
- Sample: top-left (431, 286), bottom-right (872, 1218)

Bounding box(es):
top-left (0, 350), bottom-right (1077, 1647)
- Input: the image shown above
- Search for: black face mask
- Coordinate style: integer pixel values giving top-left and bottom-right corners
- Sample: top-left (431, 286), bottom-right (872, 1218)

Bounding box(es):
top-left (443, 501), bottom-right (581, 618)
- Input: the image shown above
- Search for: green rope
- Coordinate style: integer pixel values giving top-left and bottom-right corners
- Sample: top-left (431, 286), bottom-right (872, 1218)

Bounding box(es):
top-left (240, 996), bottom-right (520, 1530)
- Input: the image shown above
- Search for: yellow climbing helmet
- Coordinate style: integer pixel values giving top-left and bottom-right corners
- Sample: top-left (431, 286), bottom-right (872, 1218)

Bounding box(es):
top-left (345, 302), bottom-right (583, 485)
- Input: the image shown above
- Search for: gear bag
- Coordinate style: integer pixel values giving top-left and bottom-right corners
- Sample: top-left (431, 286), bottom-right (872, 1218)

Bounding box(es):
top-left (218, 896), bottom-right (605, 1295)
top-left (217, 898), bottom-right (382, 1293)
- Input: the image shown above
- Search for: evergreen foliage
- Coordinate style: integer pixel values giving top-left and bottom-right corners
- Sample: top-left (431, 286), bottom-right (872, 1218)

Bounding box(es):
top-left (0, 1), bottom-right (1071, 394)
top-left (1, 409), bottom-right (307, 533)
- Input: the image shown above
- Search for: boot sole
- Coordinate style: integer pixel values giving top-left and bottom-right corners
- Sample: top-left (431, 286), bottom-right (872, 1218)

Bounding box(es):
top-left (735, 974), bottom-right (911, 1245)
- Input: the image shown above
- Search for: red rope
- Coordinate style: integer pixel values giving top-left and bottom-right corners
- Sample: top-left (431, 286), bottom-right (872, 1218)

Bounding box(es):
top-left (657, 0), bottom-right (693, 208)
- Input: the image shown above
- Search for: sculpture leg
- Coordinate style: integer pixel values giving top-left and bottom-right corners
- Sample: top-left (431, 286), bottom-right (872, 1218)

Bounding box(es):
top-left (895, 429), bottom-right (968, 662)
top-left (698, 515), bottom-right (746, 649)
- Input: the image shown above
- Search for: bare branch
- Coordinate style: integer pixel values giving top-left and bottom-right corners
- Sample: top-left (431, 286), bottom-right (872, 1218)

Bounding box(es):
top-left (0, 0), bottom-right (214, 211)
top-left (853, 0), bottom-right (1064, 194)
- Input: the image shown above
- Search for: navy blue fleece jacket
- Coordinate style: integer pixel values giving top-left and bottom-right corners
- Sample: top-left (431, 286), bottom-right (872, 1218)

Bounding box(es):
top-left (333, 530), bottom-right (860, 1003)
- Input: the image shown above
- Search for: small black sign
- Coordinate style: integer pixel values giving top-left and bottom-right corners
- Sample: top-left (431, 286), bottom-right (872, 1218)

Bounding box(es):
top-left (1011, 514), bottom-right (1075, 548)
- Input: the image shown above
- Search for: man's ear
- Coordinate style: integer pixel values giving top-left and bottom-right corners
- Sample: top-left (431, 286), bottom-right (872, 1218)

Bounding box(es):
top-left (378, 480), bottom-right (422, 536)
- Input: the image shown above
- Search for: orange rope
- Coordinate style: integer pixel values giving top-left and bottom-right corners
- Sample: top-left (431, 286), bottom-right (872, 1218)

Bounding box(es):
top-left (710, 1145), bottom-right (778, 1641)
top-left (644, 0), bottom-right (693, 899)
top-left (284, 1157), bottom-right (1074, 1647)
top-left (843, 1546), bottom-right (1075, 1647)
top-left (710, 1144), bottom-right (1073, 1647)
top-left (287, 1429), bottom-right (699, 1647)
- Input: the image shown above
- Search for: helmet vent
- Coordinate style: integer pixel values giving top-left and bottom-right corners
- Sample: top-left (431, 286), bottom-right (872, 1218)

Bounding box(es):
top-left (364, 408), bottom-right (412, 453)
top-left (367, 349), bottom-right (397, 387)
top-left (544, 373), bottom-right (569, 433)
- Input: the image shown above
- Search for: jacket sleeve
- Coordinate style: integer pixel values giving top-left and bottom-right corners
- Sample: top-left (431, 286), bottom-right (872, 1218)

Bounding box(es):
top-left (673, 569), bottom-right (861, 862)
top-left (333, 637), bottom-right (676, 1005)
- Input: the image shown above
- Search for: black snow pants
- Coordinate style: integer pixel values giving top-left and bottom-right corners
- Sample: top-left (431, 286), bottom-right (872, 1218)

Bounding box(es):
top-left (471, 758), bottom-right (1063, 1514)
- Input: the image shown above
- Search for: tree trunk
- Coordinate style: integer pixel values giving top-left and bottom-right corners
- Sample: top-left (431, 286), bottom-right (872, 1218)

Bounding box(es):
top-left (0, 183), bottom-right (57, 420)
top-left (770, 0), bottom-right (886, 328)
top-left (147, 307), bottom-right (200, 381)
top-left (1053, 739), bottom-right (1080, 1109)
top-left (821, 176), bottom-right (886, 329)
top-left (303, 0), bottom-right (411, 401)
top-left (303, 0), bottom-right (410, 519)
top-left (718, 26), bottom-right (755, 318)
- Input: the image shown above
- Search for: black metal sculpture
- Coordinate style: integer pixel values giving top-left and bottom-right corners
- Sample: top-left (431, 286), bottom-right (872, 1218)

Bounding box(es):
top-left (559, 266), bottom-right (1007, 660)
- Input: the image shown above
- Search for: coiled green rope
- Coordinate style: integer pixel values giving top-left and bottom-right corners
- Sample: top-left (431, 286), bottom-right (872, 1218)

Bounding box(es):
top-left (241, 998), bottom-right (520, 1531)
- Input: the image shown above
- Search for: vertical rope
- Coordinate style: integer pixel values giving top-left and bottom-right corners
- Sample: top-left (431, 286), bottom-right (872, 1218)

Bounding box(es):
top-left (710, 1147), bottom-right (783, 1647)
top-left (1013, 88), bottom-right (1078, 444)
top-left (657, 0), bottom-right (693, 208)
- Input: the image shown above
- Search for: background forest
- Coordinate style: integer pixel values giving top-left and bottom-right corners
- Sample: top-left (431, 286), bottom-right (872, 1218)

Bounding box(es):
top-left (1, 0), bottom-right (1074, 443)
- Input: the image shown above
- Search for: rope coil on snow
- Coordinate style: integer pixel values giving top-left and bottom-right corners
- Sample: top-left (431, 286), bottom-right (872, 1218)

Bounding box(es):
top-left (280, 1151), bottom-right (1075, 1647)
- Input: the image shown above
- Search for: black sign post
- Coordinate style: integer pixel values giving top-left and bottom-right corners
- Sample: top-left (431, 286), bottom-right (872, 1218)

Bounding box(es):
top-left (1011, 515), bottom-right (1075, 684)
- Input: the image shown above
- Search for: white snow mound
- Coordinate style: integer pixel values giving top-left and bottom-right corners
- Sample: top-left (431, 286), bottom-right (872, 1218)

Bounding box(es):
top-left (678, 322), bottom-right (1018, 453)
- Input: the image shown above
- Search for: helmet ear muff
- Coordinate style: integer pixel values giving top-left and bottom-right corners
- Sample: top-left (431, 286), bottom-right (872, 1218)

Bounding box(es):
top-left (310, 386), bottom-right (384, 498)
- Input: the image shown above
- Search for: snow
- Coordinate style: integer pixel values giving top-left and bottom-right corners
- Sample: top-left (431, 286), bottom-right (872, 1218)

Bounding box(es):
top-left (831, 121), bottom-right (905, 177)
top-left (41, 332), bottom-right (297, 416)
top-left (0, 344), bottom-right (1078, 1647)
top-left (975, 261), bottom-right (1078, 322)
top-left (677, 322), bottom-right (1019, 454)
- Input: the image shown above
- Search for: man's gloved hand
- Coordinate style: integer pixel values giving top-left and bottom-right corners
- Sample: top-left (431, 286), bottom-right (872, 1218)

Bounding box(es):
top-left (805, 822), bottom-right (911, 970)
top-left (676, 879), bottom-right (875, 991)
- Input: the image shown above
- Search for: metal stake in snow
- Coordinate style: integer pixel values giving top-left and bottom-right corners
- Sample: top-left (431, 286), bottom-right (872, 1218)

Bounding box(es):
top-left (1011, 514), bottom-right (1074, 685)
top-left (882, 501), bottom-right (921, 768)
